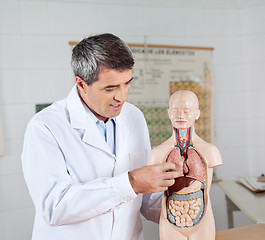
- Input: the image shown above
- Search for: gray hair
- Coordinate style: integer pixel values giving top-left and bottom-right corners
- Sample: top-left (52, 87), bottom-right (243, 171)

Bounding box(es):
top-left (71, 33), bottom-right (134, 85)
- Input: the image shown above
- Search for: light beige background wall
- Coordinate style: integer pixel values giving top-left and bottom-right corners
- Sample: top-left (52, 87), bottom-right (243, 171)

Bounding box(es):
top-left (0, 111), bottom-right (4, 156)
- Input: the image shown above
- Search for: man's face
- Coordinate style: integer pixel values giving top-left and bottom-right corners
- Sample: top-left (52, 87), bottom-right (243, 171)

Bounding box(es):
top-left (168, 92), bottom-right (200, 130)
top-left (77, 68), bottom-right (133, 122)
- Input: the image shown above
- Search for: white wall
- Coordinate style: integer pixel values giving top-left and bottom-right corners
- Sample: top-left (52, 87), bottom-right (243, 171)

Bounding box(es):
top-left (215, 5), bottom-right (265, 180)
top-left (241, 5), bottom-right (265, 175)
top-left (0, 0), bottom-right (264, 239)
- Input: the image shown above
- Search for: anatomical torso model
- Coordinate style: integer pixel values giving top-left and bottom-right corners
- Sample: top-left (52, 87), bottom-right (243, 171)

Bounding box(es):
top-left (148, 90), bottom-right (222, 240)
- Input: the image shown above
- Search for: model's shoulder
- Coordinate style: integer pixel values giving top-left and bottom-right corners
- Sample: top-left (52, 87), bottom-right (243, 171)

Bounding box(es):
top-left (148, 138), bottom-right (174, 165)
top-left (195, 139), bottom-right (222, 167)
top-left (208, 143), bottom-right (220, 152)
top-left (207, 144), bottom-right (222, 167)
top-left (153, 138), bottom-right (174, 151)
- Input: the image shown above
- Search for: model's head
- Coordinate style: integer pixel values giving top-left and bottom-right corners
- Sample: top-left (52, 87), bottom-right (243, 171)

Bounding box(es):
top-left (71, 33), bottom-right (134, 85)
top-left (168, 90), bottom-right (200, 129)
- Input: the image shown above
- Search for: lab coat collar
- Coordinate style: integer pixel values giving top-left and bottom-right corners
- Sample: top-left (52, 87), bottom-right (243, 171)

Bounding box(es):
top-left (67, 85), bottom-right (89, 130)
top-left (66, 85), bottom-right (129, 157)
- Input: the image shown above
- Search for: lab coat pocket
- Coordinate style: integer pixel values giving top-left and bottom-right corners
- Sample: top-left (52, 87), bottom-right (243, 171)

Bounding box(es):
top-left (129, 152), bottom-right (145, 171)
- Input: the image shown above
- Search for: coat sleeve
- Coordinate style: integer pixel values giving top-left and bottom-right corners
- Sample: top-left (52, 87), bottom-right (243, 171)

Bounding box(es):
top-left (22, 119), bottom-right (137, 226)
top-left (140, 150), bottom-right (163, 223)
top-left (139, 112), bottom-right (163, 224)
top-left (141, 192), bottom-right (163, 223)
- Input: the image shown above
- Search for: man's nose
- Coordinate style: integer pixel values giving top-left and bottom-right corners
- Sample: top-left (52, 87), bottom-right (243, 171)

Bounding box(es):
top-left (114, 87), bottom-right (128, 102)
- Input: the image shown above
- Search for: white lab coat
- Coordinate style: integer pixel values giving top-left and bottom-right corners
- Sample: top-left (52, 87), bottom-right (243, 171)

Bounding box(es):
top-left (22, 86), bottom-right (162, 240)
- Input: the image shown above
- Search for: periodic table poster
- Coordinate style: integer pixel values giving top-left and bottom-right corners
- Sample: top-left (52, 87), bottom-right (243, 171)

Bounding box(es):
top-left (127, 44), bottom-right (214, 147)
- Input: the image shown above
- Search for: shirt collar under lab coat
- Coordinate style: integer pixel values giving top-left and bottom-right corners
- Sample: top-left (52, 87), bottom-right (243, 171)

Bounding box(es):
top-left (66, 85), bottom-right (128, 157)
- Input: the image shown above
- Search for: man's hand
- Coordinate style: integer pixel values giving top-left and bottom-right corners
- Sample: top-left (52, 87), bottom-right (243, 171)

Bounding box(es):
top-left (128, 162), bottom-right (177, 194)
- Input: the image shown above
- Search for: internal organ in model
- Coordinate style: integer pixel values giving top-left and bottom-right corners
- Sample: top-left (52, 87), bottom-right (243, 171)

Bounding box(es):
top-left (165, 128), bottom-right (206, 228)
top-left (166, 148), bottom-right (205, 195)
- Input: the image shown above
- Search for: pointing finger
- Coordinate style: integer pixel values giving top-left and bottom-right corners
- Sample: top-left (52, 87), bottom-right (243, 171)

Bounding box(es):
top-left (161, 162), bottom-right (176, 171)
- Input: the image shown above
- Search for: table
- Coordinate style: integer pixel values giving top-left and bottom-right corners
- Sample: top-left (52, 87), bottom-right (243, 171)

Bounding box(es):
top-left (216, 224), bottom-right (265, 240)
top-left (219, 181), bottom-right (265, 228)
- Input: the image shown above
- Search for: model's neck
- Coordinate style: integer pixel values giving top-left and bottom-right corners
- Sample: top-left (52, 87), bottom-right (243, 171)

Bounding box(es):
top-left (173, 127), bottom-right (194, 156)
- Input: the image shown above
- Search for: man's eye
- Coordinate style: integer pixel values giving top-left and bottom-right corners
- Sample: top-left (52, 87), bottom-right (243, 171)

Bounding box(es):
top-left (105, 88), bottom-right (115, 92)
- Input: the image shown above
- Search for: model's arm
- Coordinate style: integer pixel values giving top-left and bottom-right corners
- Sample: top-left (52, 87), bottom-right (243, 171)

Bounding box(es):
top-left (22, 120), bottom-right (137, 226)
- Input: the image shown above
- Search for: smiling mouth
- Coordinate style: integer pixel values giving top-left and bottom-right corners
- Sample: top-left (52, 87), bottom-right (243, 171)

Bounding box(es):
top-left (110, 104), bottom-right (122, 110)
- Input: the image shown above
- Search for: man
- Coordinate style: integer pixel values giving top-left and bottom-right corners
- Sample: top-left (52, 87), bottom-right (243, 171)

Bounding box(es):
top-left (22, 33), bottom-right (177, 240)
top-left (148, 90), bottom-right (222, 240)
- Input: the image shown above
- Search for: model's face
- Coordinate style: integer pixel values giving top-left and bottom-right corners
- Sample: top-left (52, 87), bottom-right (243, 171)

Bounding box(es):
top-left (168, 93), bottom-right (200, 129)
top-left (76, 68), bottom-right (133, 122)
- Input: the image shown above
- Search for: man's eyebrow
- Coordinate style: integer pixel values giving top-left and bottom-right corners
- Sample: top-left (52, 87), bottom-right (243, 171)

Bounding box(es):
top-left (126, 77), bottom-right (134, 84)
top-left (104, 77), bottom-right (133, 89)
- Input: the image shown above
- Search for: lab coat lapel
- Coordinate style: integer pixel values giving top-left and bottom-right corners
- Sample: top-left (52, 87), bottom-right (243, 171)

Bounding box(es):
top-left (82, 119), bottom-right (112, 155)
top-left (83, 114), bottom-right (130, 158)
top-left (67, 86), bottom-right (113, 156)
top-left (115, 113), bottom-right (129, 157)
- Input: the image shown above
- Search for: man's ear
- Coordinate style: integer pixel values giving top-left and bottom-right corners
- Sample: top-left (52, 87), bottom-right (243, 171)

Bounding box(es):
top-left (76, 76), bottom-right (86, 94)
top-left (195, 110), bottom-right (200, 120)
